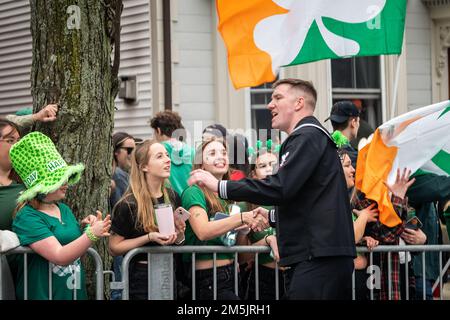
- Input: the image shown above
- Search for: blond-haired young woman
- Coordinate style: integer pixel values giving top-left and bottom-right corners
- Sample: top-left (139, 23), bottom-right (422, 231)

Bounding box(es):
top-left (109, 139), bottom-right (185, 300)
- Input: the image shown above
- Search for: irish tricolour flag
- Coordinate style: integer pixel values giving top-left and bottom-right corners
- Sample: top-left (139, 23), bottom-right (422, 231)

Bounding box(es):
top-left (356, 102), bottom-right (450, 227)
top-left (217, 0), bottom-right (407, 88)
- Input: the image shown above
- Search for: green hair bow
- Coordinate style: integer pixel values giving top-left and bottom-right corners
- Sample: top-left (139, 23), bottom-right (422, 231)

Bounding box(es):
top-left (331, 131), bottom-right (349, 148)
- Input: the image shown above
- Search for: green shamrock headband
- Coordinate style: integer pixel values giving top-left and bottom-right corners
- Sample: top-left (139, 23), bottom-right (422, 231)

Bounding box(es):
top-left (248, 139), bottom-right (281, 157)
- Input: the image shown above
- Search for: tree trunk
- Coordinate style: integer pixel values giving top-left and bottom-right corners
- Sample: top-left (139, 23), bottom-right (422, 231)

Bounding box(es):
top-left (30, 0), bottom-right (122, 299)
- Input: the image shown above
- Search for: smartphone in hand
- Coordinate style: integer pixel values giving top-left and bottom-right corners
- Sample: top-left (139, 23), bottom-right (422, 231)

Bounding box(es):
top-left (214, 212), bottom-right (229, 221)
top-left (405, 216), bottom-right (423, 230)
top-left (174, 207), bottom-right (191, 222)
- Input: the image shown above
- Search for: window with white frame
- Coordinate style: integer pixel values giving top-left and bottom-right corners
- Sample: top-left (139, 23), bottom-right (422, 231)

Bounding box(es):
top-left (250, 79), bottom-right (281, 143)
top-left (331, 56), bottom-right (382, 148)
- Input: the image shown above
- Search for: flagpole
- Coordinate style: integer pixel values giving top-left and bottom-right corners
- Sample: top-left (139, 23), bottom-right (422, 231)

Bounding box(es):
top-left (381, 55), bottom-right (387, 124)
top-left (390, 54), bottom-right (402, 120)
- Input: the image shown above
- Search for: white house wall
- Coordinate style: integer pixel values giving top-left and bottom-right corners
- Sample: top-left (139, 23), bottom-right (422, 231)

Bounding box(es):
top-left (0, 0), bottom-right (32, 117)
top-left (0, 0), bottom-right (154, 140)
top-left (405, 0), bottom-right (432, 110)
top-left (114, 0), bottom-right (153, 139)
top-left (173, 0), bottom-right (215, 139)
top-left (0, 0), bottom-right (441, 133)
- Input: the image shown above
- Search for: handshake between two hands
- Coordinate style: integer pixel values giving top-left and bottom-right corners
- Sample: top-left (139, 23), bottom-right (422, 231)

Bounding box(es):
top-left (241, 207), bottom-right (270, 233)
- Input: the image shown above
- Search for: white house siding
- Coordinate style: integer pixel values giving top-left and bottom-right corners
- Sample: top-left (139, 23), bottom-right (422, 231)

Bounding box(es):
top-left (405, 0), bottom-right (432, 111)
top-left (113, 0), bottom-right (153, 139)
top-left (0, 0), bottom-right (32, 117)
top-left (0, 0), bottom-right (439, 136)
top-left (0, 0), bottom-right (153, 140)
top-left (173, 0), bottom-right (215, 140)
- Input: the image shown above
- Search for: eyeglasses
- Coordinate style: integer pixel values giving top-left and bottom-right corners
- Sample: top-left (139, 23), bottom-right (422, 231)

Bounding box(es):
top-left (0, 138), bottom-right (20, 145)
top-left (119, 147), bottom-right (134, 155)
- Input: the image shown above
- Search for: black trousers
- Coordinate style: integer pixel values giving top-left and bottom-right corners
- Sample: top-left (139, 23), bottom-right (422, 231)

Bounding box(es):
top-left (129, 262), bottom-right (178, 300)
top-left (284, 256), bottom-right (354, 300)
top-left (354, 269), bottom-right (369, 300)
top-left (195, 264), bottom-right (240, 300)
top-left (246, 264), bottom-right (286, 300)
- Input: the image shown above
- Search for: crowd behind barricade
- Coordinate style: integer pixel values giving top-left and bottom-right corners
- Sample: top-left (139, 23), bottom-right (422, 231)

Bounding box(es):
top-left (1, 79), bottom-right (450, 301)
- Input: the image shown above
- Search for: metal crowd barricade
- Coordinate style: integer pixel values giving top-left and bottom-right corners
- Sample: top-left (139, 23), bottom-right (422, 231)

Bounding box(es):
top-left (355, 244), bottom-right (450, 300)
top-left (115, 244), bottom-right (450, 301)
top-left (0, 246), bottom-right (104, 300)
top-left (3, 244), bottom-right (450, 300)
top-left (118, 245), bottom-right (272, 300)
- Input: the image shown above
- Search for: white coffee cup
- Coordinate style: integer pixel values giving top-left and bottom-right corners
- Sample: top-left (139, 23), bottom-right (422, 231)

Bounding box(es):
top-left (154, 204), bottom-right (175, 236)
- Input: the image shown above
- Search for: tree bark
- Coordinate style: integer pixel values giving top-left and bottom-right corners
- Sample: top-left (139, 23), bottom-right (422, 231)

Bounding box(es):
top-left (30, 0), bottom-right (122, 299)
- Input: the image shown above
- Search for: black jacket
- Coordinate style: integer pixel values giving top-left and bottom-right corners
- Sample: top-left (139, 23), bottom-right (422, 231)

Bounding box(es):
top-left (219, 116), bottom-right (356, 266)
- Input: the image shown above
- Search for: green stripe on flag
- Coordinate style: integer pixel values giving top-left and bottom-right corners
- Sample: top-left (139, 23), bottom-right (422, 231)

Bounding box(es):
top-left (431, 150), bottom-right (450, 175)
top-left (412, 169), bottom-right (432, 177)
top-left (288, 0), bottom-right (407, 66)
top-left (438, 106), bottom-right (450, 119)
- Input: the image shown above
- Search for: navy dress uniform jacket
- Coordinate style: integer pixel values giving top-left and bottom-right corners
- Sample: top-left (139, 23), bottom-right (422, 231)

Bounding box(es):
top-left (218, 116), bottom-right (356, 266)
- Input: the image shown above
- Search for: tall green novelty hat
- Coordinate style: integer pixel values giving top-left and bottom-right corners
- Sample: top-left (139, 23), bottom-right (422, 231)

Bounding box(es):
top-left (9, 131), bottom-right (84, 202)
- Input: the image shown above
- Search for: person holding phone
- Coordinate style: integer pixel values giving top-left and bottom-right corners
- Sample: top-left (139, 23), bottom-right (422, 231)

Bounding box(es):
top-left (405, 173), bottom-right (450, 299)
top-left (351, 167), bottom-right (416, 300)
top-left (181, 137), bottom-right (267, 300)
top-left (401, 216), bottom-right (427, 245)
top-left (109, 139), bottom-right (186, 300)
top-left (396, 209), bottom-right (427, 300)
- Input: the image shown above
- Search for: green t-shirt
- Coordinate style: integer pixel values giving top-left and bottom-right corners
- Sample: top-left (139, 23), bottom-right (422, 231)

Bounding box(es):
top-left (163, 141), bottom-right (194, 196)
top-left (181, 185), bottom-right (234, 262)
top-left (12, 203), bottom-right (87, 300)
top-left (0, 182), bottom-right (25, 230)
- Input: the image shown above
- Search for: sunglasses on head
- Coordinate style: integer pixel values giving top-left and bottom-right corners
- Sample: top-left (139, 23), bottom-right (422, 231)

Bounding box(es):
top-left (119, 147), bottom-right (134, 155)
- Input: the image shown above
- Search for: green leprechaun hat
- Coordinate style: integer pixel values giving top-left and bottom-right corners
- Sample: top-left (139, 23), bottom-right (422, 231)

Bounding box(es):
top-left (9, 131), bottom-right (84, 203)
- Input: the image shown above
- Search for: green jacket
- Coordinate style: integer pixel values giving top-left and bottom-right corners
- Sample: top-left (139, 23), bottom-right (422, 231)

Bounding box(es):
top-left (407, 173), bottom-right (450, 280)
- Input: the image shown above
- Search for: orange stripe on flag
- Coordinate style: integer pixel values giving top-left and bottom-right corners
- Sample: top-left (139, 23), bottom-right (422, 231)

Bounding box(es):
top-left (355, 129), bottom-right (401, 227)
top-left (216, 0), bottom-right (288, 89)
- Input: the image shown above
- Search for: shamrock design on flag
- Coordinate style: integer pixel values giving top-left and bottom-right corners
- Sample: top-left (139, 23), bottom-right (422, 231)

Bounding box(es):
top-left (254, 0), bottom-right (386, 73)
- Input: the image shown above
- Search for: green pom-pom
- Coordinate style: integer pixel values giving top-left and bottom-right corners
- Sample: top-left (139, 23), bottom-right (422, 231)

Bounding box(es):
top-left (248, 147), bottom-right (255, 156)
top-left (331, 131), bottom-right (349, 148)
top-left (256, 140), bottom-right (262, 151)
top-left (274, 145), bottom-right (281, 153)
top-left (266, 139), bottom-right (273, 151)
